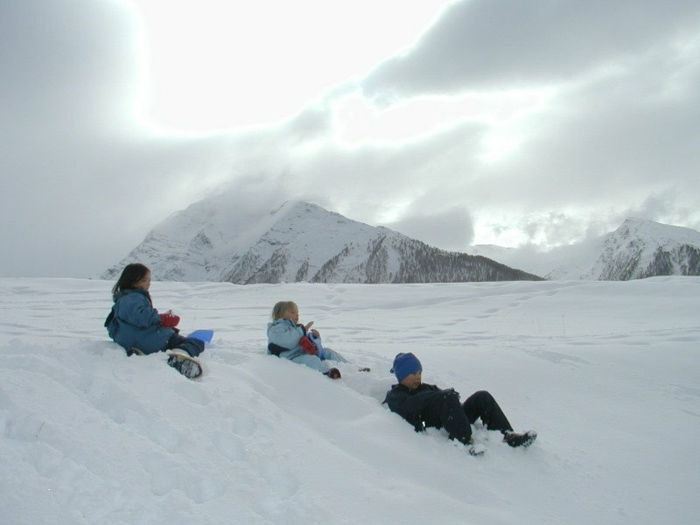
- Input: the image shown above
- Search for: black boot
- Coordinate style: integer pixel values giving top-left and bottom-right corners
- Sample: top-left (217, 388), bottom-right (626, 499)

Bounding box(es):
top-left (503, 430), bottom-right (537, 448)
top-left (323, 367), bottom-right (341, 379)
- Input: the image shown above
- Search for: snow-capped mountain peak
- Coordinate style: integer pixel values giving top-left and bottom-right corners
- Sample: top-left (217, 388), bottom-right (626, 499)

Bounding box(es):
top-left (104, 199), bottom-right (541, 283)
top-left (475, 217), bottom-right (700, 281)
top-left (585, 217), bottom-right (700, 280)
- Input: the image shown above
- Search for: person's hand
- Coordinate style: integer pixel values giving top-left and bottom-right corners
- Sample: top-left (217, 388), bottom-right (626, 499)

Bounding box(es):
top-left (304, 321), bottom-right (314, 332)
top-left (309, 328), bottom-right (320, 338)
top-left (159, 310), bottom-right (180, 327)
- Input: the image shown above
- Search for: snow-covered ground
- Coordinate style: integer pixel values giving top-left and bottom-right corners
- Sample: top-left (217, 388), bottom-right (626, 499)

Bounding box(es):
top-left (1, 277), bottom-right (699, 524)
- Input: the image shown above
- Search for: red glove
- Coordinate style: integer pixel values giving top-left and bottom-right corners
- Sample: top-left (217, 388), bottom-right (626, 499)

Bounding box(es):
top-left (159, 312), bottom-right (180, 327)
top-left (298, 335), bottom-right (317, 354)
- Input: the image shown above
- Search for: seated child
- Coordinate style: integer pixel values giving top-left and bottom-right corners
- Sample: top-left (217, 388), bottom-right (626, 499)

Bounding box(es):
top-left (105, 263), bottom-right (204, 377)
top-left (266, 300), bottom-right (347, 378)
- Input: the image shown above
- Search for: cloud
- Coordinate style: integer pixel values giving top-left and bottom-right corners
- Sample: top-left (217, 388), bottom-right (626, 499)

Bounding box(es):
top-left (382, 207), bottom-right (475, 251)
top-left (0, 1), bottom-right (240, 277)
top-left (472, 46), bottom-right (700, 212)
top-left (362, 0), bottom-right (700, 97)
top-left (287, 120), bottom-right (486, 220)
top-left (0, 0), bottom-right (143, 276)
top-left (0, 0), bottom-right (143, 137)
top-left (352, 0), bottom-right (700, 246)
top-left (2, 0), bottom-right (700, 277)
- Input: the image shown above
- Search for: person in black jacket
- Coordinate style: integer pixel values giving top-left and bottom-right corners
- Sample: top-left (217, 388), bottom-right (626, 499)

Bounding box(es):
top-left (383, 352), bottom-right (536, 448)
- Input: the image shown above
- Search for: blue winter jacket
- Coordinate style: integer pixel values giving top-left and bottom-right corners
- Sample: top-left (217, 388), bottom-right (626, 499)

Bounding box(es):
top-left (105, 289), bottom-right (175, 354)
top-left (267, 318), bottom-right (306, 358)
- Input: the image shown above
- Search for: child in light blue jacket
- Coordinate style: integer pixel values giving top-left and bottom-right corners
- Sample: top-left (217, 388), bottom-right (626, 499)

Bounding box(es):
top-left (267, 301), bottom-right (347, 375)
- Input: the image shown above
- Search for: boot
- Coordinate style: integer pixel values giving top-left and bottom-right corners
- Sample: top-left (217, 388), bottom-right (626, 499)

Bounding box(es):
top-left (323, 367), bottom-right (341, 379)
top-left (167, 350), bottom-right (203, 379)
top-left (503, 430), bottom-right (537, 448)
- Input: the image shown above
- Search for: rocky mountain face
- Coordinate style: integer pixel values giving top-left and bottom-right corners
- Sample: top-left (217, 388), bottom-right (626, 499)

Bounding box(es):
top-left (104, 200), bottom-right (542, 283)
top-left (584, 218), bottom-right (700, 280)
top-left (473, 218), bottom-right (700, 281)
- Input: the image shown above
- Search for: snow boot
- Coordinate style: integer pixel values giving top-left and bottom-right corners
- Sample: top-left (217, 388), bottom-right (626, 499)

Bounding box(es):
top-left (167, 350), bottom-right (203, 379)
top-left (503, 430), bottom-right (537, 448)
top-left (324, 367), bottom-right (341, 379)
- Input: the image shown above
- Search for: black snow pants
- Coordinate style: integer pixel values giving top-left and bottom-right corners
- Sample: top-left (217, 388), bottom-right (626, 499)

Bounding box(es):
top-left (422, 390), bottom-right (514, 444)
top-left (166, 333), bottom-right (205, 358)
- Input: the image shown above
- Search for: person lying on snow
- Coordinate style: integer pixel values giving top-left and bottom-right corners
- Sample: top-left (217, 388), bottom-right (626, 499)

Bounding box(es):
top-left (266, 300), bottom-right (347, 378)
top-left (383, 352), bottom-right (536, 450)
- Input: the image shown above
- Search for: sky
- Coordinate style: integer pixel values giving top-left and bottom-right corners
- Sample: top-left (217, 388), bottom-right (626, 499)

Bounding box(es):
top-left (2, 0), bottom-right (700, 277)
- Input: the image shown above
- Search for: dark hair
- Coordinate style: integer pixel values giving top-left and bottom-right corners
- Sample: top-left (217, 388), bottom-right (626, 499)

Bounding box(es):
top-left (112, 263), bottom-right (151, 295)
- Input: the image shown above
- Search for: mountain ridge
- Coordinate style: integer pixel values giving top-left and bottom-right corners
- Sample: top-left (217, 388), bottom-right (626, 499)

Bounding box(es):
top-left (473, 217), bottom-right (700, 280)
top-left (105, 194), bottom-right (700, 282)
top-left (583, 217), bottom-right (700, 280)
top-left (104, 199), bottom-right (541, 283)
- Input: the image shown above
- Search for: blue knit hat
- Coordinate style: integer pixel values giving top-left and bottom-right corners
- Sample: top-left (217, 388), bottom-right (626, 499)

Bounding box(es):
top-left (391, 352), bottom-right (422, 382)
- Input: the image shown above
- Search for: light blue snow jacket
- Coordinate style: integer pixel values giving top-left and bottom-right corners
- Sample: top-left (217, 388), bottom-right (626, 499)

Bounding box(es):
top-left (266, 318), bottom-right (346, 372)
top-left (106, 289), bottom-right (174, 354)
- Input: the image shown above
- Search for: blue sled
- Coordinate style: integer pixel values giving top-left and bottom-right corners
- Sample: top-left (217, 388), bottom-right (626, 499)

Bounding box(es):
top-left (187, 329), bottom-right (214, 344)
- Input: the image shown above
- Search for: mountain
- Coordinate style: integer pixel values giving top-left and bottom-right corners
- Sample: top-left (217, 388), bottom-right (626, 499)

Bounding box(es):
top-left (104, 199), bottom-right (542, 283)
top-left (472, 218), bottom-right (700, 281)
top-left (581, 218), bottom-right (700, 280)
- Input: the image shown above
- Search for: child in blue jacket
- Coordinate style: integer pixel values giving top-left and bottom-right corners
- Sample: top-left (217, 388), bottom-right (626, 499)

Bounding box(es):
top-left (105, 263), bottom-right (203, 359)
top-left (267, 301), bottom-right (347, 377)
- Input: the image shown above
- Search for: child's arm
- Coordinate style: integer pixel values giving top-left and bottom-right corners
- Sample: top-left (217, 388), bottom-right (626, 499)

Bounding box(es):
top-left (303, 321), bottom-right (320, 337)
top-left (308, 332), bottom-right (325, 359)
top-left (117, 295), bottom-right (161, 328)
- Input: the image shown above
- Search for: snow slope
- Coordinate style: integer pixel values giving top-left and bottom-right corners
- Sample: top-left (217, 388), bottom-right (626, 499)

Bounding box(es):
top-left (1, 278), bottom-right (699, 524)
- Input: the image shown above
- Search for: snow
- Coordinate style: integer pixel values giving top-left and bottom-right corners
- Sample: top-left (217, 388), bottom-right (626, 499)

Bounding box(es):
top-left (1, 277), bottom-right (699, 524)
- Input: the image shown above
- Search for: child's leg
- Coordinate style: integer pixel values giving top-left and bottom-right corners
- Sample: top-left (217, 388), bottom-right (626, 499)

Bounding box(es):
top-left (291, 353), bottom-right (330, 373)
top-left (166, 334), bottom-right (205, 358)
top-left (462, 390), bottom-right (513, 433)
top-left (319, 347), bottom-right (348, 363)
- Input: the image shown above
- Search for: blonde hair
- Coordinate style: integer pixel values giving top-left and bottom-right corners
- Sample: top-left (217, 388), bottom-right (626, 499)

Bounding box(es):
top-left (272, 301), bottom-right (298, 320)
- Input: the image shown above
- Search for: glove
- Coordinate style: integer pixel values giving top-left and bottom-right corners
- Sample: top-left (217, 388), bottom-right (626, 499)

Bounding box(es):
top-left (307, 332), bottom-right (324, 359)
top-left (298, 335), bottom-right (317, 354)
top-left (159, 312), bottom-right (180, 327)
